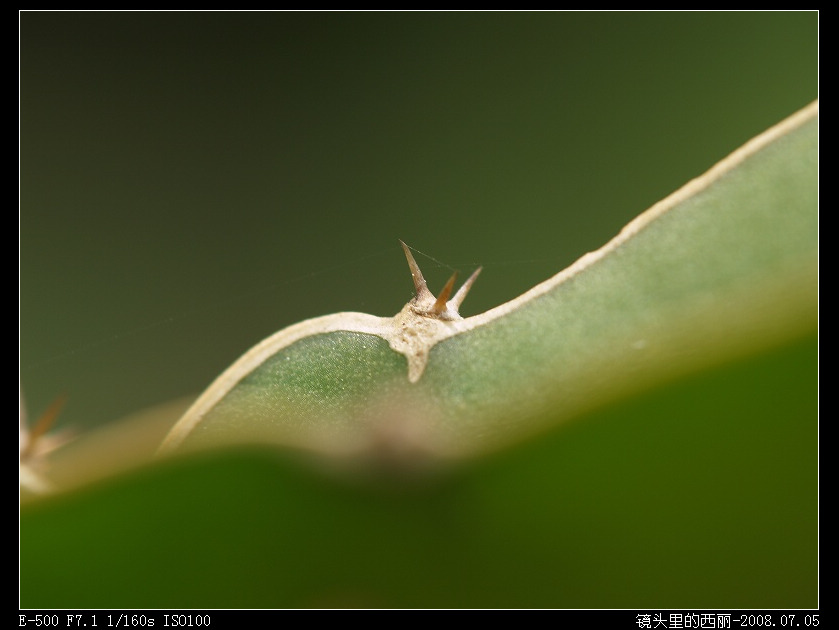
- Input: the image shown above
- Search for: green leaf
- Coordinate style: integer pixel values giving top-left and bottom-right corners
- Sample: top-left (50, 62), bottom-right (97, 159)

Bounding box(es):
top-left (160, 102), bottom-right (817, 459)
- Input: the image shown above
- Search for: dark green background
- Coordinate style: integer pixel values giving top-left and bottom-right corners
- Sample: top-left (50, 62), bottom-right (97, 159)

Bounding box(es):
top-left (20, 11), bottom-right (817, 431)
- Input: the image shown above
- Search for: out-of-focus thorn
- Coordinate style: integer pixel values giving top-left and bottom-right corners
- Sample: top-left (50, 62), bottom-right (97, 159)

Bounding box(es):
top-left (21, 393), bottom-right (68, 460)
top-left (20, 392), bottom-right (73, 495)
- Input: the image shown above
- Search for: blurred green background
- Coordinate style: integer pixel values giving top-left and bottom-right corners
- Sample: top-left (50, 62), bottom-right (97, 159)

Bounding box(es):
top-left (20, 12), bottom-right (817, 608)
top-left (20, 11), bottom-right (817, 432)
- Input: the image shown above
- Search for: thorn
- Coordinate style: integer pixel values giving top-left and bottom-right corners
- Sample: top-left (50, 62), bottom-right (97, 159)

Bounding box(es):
top-left (400, 240), bottom-right (434, 300)
top-left (449, 266), bottom-right (482, 311)
top-left (431, 272), bottom-right (458, 314)
top-left (21, 393), bottom-right (67, 460)
top-left (399, 239), bottom-right (482, 319)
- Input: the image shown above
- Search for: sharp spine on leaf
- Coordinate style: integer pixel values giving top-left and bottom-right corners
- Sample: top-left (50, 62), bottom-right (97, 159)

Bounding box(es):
top-left (399, 240), bottom-right (482, 320)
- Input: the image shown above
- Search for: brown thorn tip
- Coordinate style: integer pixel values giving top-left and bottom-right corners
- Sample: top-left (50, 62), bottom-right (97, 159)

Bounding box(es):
top-left (432, 272), bottom-right (458, 313)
